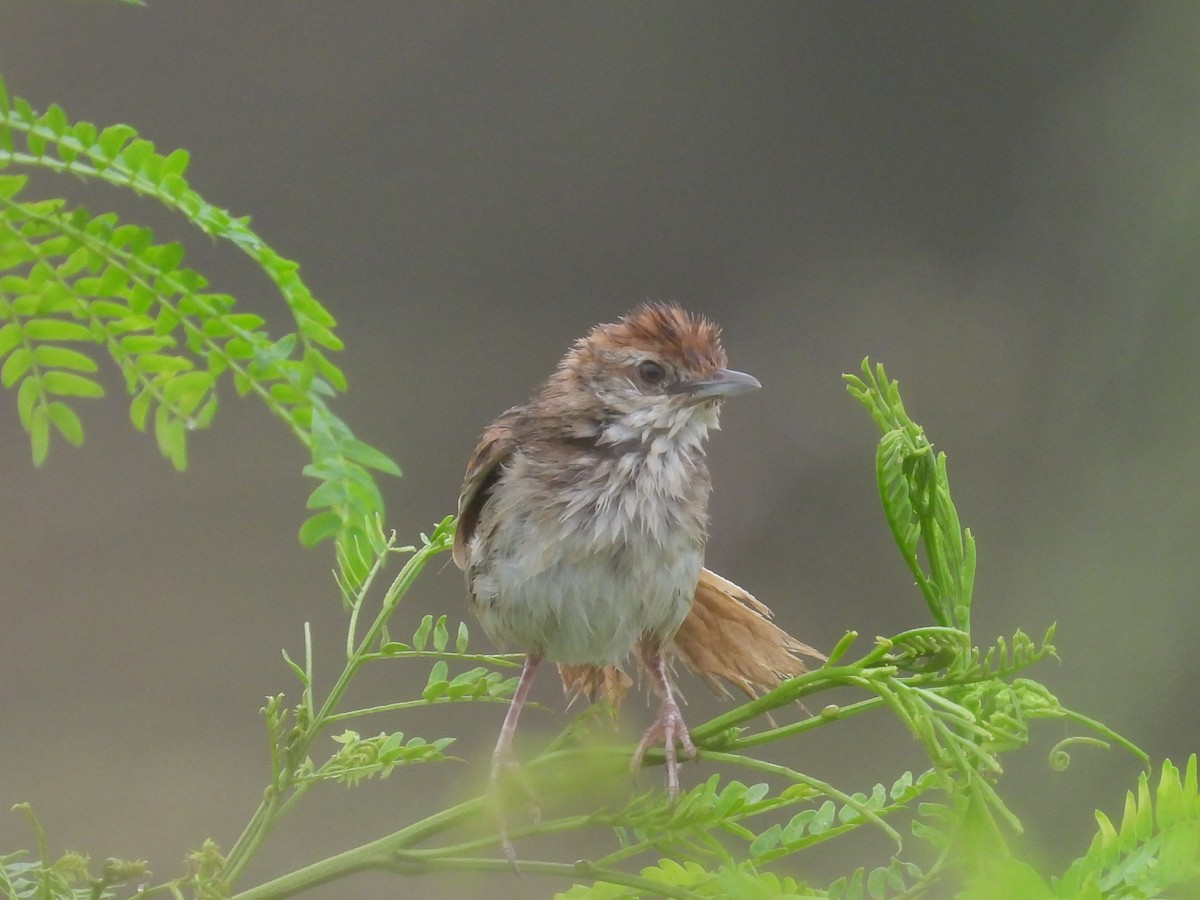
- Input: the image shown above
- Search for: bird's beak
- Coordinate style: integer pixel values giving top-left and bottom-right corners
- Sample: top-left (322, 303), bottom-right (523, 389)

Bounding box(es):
top-left (677, 368), bottom-right (762, 400)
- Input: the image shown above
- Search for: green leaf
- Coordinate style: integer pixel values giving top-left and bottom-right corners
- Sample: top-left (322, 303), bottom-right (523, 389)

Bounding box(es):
top-left (13, 96), bottom-right (35, 125)
top-left (30, 405), bottom-right (50, 465)
top-left (890, 771), bottom-right (914, 801)
top-left (134, 353), bottom-right (192, 374)
top-left (224, 337), bottom-right (254, 360)
top-left (120, 138), bottom-right (156, 171)
top-left (866, 866), bottom-right (887, 900)
top-left (27, 128), bottom-right (45, 157)
top-left (306, 348), bottom-right (347, 392)
top-left (119, 334), bottom-right (174, 354)
top-left (268, 381), bottom-right (307, 406)
top-left (0, 174), bottom-right (28, 200)
top-left (62, 249), bottom-right (98, 278)
top-left (1, 346), bottom-right (31, 387)
top-left (127, 283), bottom-right (154, 315)
top-left (21, 319), bottom-right (94, 342)
top-left (41, 103), bottom-right (68, 136)
top-left (432, 616), bottom-right (449, 652)
top-left (848, 358), bottom-right (972, 631)
top-left (162, 372), bottom-right (213, 415)
top-left (281, 649), bottom-right (309, 687)
top-left (422, 660), bottom-right (449, 701)
top-left (412, 615), bottom-right (434, 651)
top-left (147, 244), bottom-right (185, 278)
top-left (46, 401), bottom-right (83, 446)
top-left (96, 124), bottom-right (136, 160)
top-left (160, 174), bottom-right (187, 199)
top-left (221, 311), bottom-right (263, 330)
top-left (749, 824), bottom-right (782, 858)
top-left (455, 621), bottom-right (469, 653)
top-left (305, 479), bottom-right (346, 512)
top-left (341, 438), bottom-right (402, 477)
top-left (56, 137), bottom-right (78, 165)
top-left (32, 345), bottom-right (97, 372)
top-left (193, 396), bottom-right (218, 429)
top-left (809, 800), bottom-right (837, 834)
top-left (0, 322), bottom-right (21, 358)
top-left (154, 404), bottom-right (187, 469)
top-left (163, 147), bottom-right (190, 177)
top-left (16, 372), bottom-right (38, 429)
top-left (154, 307), bottom-right (181, 336)
top-left (298, 511), bottom-right (342, 548)
top-left (300, 319), bottom-right (344, 351)
top-left (41, 370), bottom-right (104, 398)
top-left (71, 120), bottom-right (97, 148)
top-left (129, 386), bottom-right (152, 431)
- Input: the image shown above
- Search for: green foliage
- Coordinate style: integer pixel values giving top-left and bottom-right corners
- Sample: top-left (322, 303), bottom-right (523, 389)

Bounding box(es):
top-left (317, 730), bottom-right (456, 786)
top-left (0, 76), bottom-right (397, 568)
top-left (536, 362), bottom-right (1149, 899)
top-left (559, 859), bottom-right (810, 899)
top-left (204, 516), bottom-right (536, 894)
top-left (1054, 754), bottom-right (1200, 898)
top-left (2, 806), bottom-right (148, 900)
top-left (0, 51), bottom-right (1188, 900)
top-left (845, 361), bottom-right (975, 632)
top-left (221, 360), bottom-right (1155, 900)
top-left (958, 756), bottom-right (1200, 900)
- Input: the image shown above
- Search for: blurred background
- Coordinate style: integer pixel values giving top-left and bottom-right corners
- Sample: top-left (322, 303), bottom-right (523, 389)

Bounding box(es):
top-left (2, 2), bottom-right (1198, 896)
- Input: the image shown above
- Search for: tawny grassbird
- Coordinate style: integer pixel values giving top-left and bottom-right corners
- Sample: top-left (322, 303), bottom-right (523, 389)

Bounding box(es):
top-left (453, 303), bottom-right (821, 858)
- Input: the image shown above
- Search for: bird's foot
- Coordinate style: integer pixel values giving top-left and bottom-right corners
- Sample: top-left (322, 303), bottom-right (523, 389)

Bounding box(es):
top-left (631, 696), bottom-right (697, 801)
top-left (489, 749), bottom-right (541, 869)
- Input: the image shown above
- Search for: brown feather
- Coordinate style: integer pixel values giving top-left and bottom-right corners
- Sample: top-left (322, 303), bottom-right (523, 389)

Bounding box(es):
top-left (452, 410), bottom-right (518, 570)
top-left (584, 303), bottom-right (727, 373)
top-left (558, 567), bottom-right (824, 707)
top-left (673, 567), bottom-right (824, 698)
top-left (558, 662), bottom-right (633, 709)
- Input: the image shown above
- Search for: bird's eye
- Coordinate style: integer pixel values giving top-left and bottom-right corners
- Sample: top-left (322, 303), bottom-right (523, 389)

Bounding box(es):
top-left (636, 360), bottom-right (668, 386)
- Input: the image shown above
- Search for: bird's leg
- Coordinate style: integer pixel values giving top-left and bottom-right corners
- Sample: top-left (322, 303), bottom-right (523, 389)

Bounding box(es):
top-left (631, 644), bottom-right (697, 801)
top-left (490, 652), bottom-right (541, 865)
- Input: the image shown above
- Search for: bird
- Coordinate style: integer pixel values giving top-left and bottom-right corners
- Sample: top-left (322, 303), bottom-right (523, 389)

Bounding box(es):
top-left (452, 303), bottom-right (822, 859)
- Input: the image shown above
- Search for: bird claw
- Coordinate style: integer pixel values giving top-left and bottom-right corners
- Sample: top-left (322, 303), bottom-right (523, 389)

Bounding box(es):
top-left (631, 697), bottom-right (697, 801)
top-left (490, 750), bottom-right (541, 868)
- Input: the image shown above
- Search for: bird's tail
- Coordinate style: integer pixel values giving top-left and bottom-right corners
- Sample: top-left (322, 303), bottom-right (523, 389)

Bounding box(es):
top-left (559, 567), bottom-right (824, 708)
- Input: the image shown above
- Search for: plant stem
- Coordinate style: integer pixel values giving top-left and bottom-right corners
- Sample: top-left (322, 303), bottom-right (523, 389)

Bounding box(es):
top-left (322, 694), bottom-right (516, 724)
top-left (689, 664), bottom-right (894, 743)
top-left (723, 696), bottom-right (887, 749)
top-left (235, 853), bottom-right (703, 900)
top-left (1053, 709), bottom-right (1150, 766)
top-left (229, 795), bottom-right (485, 900)
top-left (221, 535), bottom-right (449, 886)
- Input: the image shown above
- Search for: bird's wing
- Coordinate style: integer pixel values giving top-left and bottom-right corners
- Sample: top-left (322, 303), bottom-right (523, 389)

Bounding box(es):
top-left (452, 408), bottom-right (520, 570)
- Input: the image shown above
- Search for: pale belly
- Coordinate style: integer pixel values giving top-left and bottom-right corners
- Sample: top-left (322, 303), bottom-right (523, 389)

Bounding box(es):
top-left (467, 530), bottom-right (701, 665)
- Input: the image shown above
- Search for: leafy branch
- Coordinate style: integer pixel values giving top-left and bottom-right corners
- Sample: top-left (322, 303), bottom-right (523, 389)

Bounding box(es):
top-left (0, 51), bottom-right (1187, 900)
top-left (0, 78), bottom-right (395, 569)
top-left (218, 517), bottom-right (522, 889)
top-left (959, 755), bottom-right (1200, 900)
top-left (200, 362), bottom-right (1144, 899)
top-left (2, 340), bottom-right (1165, 899)
top-left (845, 360), bottom-right (975, 632)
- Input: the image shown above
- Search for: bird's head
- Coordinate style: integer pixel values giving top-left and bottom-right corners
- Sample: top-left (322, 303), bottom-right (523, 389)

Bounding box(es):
top-left (549, 303), bottom-right (760, 440)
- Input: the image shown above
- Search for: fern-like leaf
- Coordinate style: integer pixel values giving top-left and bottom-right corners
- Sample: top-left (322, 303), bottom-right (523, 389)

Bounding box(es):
top-left (845, 359), bottom-right (975, 632)
top-left (0, 78), bottom-right (397, 568)
top-left (1050, 755), bottom-right (1200, 898)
